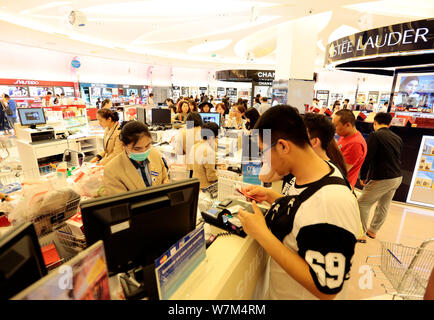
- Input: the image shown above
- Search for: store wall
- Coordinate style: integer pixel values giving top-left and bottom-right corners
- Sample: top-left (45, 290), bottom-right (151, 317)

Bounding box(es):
top-left (0, 41), bottom-right (213, 87)
top-left (314, 70), bottom-right (394, 103)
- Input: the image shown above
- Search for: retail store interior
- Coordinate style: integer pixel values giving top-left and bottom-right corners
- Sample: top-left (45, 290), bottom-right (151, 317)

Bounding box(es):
top-left (0, 0), bottom-right (433, 301)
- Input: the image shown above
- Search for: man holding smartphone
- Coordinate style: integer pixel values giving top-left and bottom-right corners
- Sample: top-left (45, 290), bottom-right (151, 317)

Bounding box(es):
top-left (237, 105), bottom-right (361, 300)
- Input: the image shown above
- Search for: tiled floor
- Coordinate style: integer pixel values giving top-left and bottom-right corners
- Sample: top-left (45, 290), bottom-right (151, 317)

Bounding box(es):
top-left (345, 201), bottom-right (434, 300)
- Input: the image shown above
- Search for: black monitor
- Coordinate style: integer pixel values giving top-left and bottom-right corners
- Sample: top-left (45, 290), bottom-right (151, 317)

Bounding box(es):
top-left (136, 106), bottom-right (147, 125)
top-left (151, 108), bottom-right (171, 125)
top-left (200, 112), bottom-right (220, 127)
top-left (81, 179), bottom-right (200, 275)
top-left (17, 108), bottom-right (46, 127)
top-left (242, 132), bottom-right (260, 162)
top-left (0, 222), bottom-right (47, 300)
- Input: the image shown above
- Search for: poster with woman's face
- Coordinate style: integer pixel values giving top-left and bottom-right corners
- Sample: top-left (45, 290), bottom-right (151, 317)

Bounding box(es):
top-left (395, 74), bottom-right (434, 111)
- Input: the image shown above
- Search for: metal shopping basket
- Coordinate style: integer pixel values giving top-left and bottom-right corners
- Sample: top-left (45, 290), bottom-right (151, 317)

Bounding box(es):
top-left (31, 195), bottom-right (81, 237)
top-left (56, 225), bottom-right (86, 252)
top-left (366, 238), bottom-right (434, 299)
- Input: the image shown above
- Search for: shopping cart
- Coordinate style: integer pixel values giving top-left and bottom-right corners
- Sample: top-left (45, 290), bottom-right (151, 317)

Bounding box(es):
top-left (31, 195), bottom-right (81, 237)
top-left (56, 225), bottom-right (86, 252)
top-left (366, 238), bottom-right (434, 300)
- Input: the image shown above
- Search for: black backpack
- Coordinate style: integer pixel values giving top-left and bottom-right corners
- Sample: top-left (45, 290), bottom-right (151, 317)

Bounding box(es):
top-left (265, 176), bottom-right (353, 242)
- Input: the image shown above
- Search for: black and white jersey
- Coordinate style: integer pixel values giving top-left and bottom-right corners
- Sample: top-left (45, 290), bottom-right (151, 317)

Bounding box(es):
top-left (267, 163), bottom-right (361, 300)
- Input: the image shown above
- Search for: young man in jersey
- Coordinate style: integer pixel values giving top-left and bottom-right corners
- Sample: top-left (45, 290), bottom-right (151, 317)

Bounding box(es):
top-left (332, 109), bottom-right (367, 188)
top-left (238, 105), bottom-right (361, 300)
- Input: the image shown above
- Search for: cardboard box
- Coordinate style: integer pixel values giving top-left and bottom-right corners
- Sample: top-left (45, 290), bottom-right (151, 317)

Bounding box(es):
top-left (65, 211), bottom-right (84, 237)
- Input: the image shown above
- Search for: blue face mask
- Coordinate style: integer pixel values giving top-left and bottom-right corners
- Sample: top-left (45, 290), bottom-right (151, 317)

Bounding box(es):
top-left (129, 149), bottom-right (151, 162)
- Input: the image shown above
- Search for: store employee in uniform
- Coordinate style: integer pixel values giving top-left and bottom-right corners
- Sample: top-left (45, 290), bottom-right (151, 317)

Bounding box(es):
top-left (103, 120), bottom-right (169, 196)
top-left (90, 109), bottom-right (123, 166)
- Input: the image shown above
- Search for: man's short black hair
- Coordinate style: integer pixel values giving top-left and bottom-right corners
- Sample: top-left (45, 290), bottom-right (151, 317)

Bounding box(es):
top-left (253, 105), bottom-right (310, 148)
top-left (201, 122), bottom-right (219, 140)
top-left (47, 92), bottom-right (52, 95)
top-left (261, 97), bottom-right (268, 102)
top-left (335, 109), bottom-right (356, 127)
top-left (344, 99), bottom-right (350, 103)
top-left (4, 94), bottom-right (10, 99)
top-left (186, 112), bottom-right (203, 127)
top-left (374, 112), bottom-right (393, 125)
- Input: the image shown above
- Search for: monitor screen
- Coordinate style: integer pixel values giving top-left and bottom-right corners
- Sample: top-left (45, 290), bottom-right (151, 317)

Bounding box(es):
top-left (18, 108), bottom-right (47, 126)
top-left (200, 112), bottom-right (220, 126)
top-left (81, 179), bottom-right (200, 275)
top-left (151, 108), bottom-right (171, 125)
top-left (242, 132), bottom-right (260, 163)
top-left (0, 223), bottom-right (47, 300)
top-left (12, 241), bottom-right (110, 300)
top-left (393, 72), bottom-right (434, 112)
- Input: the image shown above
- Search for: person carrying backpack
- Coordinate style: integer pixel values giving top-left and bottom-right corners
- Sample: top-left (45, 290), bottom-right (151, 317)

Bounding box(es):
top-left (238, 105), bottom-right (361, 300)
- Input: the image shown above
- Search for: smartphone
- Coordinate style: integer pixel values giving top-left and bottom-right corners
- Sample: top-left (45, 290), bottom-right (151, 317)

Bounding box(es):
top-left (236, 188), bottom-right (262, 203)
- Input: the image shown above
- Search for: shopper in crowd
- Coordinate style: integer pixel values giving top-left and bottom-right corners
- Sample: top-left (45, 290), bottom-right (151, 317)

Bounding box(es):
top-left (103, 121), bottom-right (169, 196)
top-left (199, 102), bottom-right (211, 113)
top-left (332, 100), bottom-right (341, 112)
top-left (0, 94), bottom-right (11, 135)
top-left (252, 96), bottom-right (261, 111)
top-left (174, 100), bottom-right (190, 122)
top-left (226, 104), bottom-right (246, 129)
top-left (243, 107), bottom-right (260, 133)
top-left (357, 112), bottom-right (402, 242)
top-left (3, 95), bottom-right (17, 131)
top-left (165, 98), bottom-right (177, 114)
top-left (147, 93), bottom-right (156, 108)
top-left (101, 98), bottom-right (112, 109)
top-left (342, 99), bottom-right (350, 109)
top-left (215, 103), bottom-right (226, 127)
top-left (53, 94), bottom-right (61, 105)
top-left (60, 93), bottom-right (67, 106)
top-left (258, 96), bottom-right (271, 115)
top-left (189, 100), bottom-right (198, 112)
top-left (90, 109), bottom-right (123, 166)
top-left (43, 91), bottom-right (52, 107)
top-left (332, 109), bottom-right (367, 188)
top-left (237, 105), bottom-right (360, 300)
top-left (175, 112), bottom-right (203, 176)
top-left (193, 122), bottom-right (219, 188)
top-left (222, 97), bottom-right (231, 114)
top-left (209, 95), bottom-right (216, 107)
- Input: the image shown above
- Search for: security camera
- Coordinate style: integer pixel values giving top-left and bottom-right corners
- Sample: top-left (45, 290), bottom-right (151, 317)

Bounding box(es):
top-left (69, 11), bottom-right (87, 27)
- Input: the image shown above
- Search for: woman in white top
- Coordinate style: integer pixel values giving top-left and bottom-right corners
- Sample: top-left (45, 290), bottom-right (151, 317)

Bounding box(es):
top-left (226, 104), bottom-right (246, 129)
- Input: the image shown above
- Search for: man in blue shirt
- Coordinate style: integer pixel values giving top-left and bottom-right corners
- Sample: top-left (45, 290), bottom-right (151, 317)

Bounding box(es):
top-left (3, 94), bottom-right (17, 131)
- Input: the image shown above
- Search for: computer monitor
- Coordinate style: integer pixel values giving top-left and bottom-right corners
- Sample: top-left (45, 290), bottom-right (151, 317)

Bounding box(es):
top-left (242, 132), bottom-right (260, 162)
top-left (81, 179), bottom-right (200, 275)
top-left (12, 241), bottom-right (110, 300)
top-left (17, 108), bottom-right (46, 127)
top-left (200, 112), bottom-right (220, 127)
top-left (136, 106), bottom-right (147, 125)
top-left (0, 222), bottom-right (47, 300)
top-left (151, 108), bottom-right (171, 125)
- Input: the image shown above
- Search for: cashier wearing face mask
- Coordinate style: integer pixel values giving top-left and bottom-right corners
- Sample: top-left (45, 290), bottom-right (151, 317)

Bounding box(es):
top-left (90, 109), bottom-right (123, 166)
top-left (103, 120), bottom-right (169, 196)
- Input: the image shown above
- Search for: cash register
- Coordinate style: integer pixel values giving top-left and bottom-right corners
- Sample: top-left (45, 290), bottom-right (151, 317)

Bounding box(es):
top-left (15, 108), bottom-right (56, 143)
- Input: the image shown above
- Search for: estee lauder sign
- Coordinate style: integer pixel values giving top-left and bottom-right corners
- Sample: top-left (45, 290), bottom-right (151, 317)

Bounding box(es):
top-left (325, 19), bottom-right (434, 65)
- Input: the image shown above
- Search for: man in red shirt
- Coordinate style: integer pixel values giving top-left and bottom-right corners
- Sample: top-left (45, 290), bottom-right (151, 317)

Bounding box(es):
top-left (332, 109), bottom-right (367, 188)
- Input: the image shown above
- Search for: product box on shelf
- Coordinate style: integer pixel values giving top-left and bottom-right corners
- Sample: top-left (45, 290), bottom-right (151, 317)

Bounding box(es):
top-left (424, 162), bottom-right (433, 171)
top-left (422, 178), bottom-right (433, 188)
top-left (65, 211), bottom-right (84, 237)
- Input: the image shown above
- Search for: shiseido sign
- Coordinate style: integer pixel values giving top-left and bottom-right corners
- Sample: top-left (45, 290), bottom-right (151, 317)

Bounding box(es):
top-left (325, 19), bottom-right (434, 65)
top-left (14, 80), bottom-right (39, 85)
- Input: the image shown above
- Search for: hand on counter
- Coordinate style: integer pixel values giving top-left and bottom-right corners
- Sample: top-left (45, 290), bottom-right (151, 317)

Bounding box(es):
top-left (90, 157), bottom-right (99, 163)
top-left (238, 201), bottom-right (268, 240)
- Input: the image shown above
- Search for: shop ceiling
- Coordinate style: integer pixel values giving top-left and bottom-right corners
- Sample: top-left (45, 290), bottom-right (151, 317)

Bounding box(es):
top-left (0, 0), bottom-right (434, 70)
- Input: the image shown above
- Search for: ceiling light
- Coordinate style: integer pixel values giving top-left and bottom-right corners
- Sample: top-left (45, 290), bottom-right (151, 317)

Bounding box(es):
top-left (188, 40), bottom-right (232, 54)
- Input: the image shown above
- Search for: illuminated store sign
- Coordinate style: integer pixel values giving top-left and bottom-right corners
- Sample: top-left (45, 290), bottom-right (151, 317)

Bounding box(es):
top-left (325, 19), bottom-right (434, 65)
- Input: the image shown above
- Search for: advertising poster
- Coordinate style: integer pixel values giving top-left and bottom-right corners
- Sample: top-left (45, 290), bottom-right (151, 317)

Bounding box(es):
top-left (394, 73), bottom-right (434, 113)
top-left (407, 136), bottom-right (434, 208)
top-left (316, 90), bottom-right (329, 108)
top-left (356, 93), bottom-right (367, 104)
